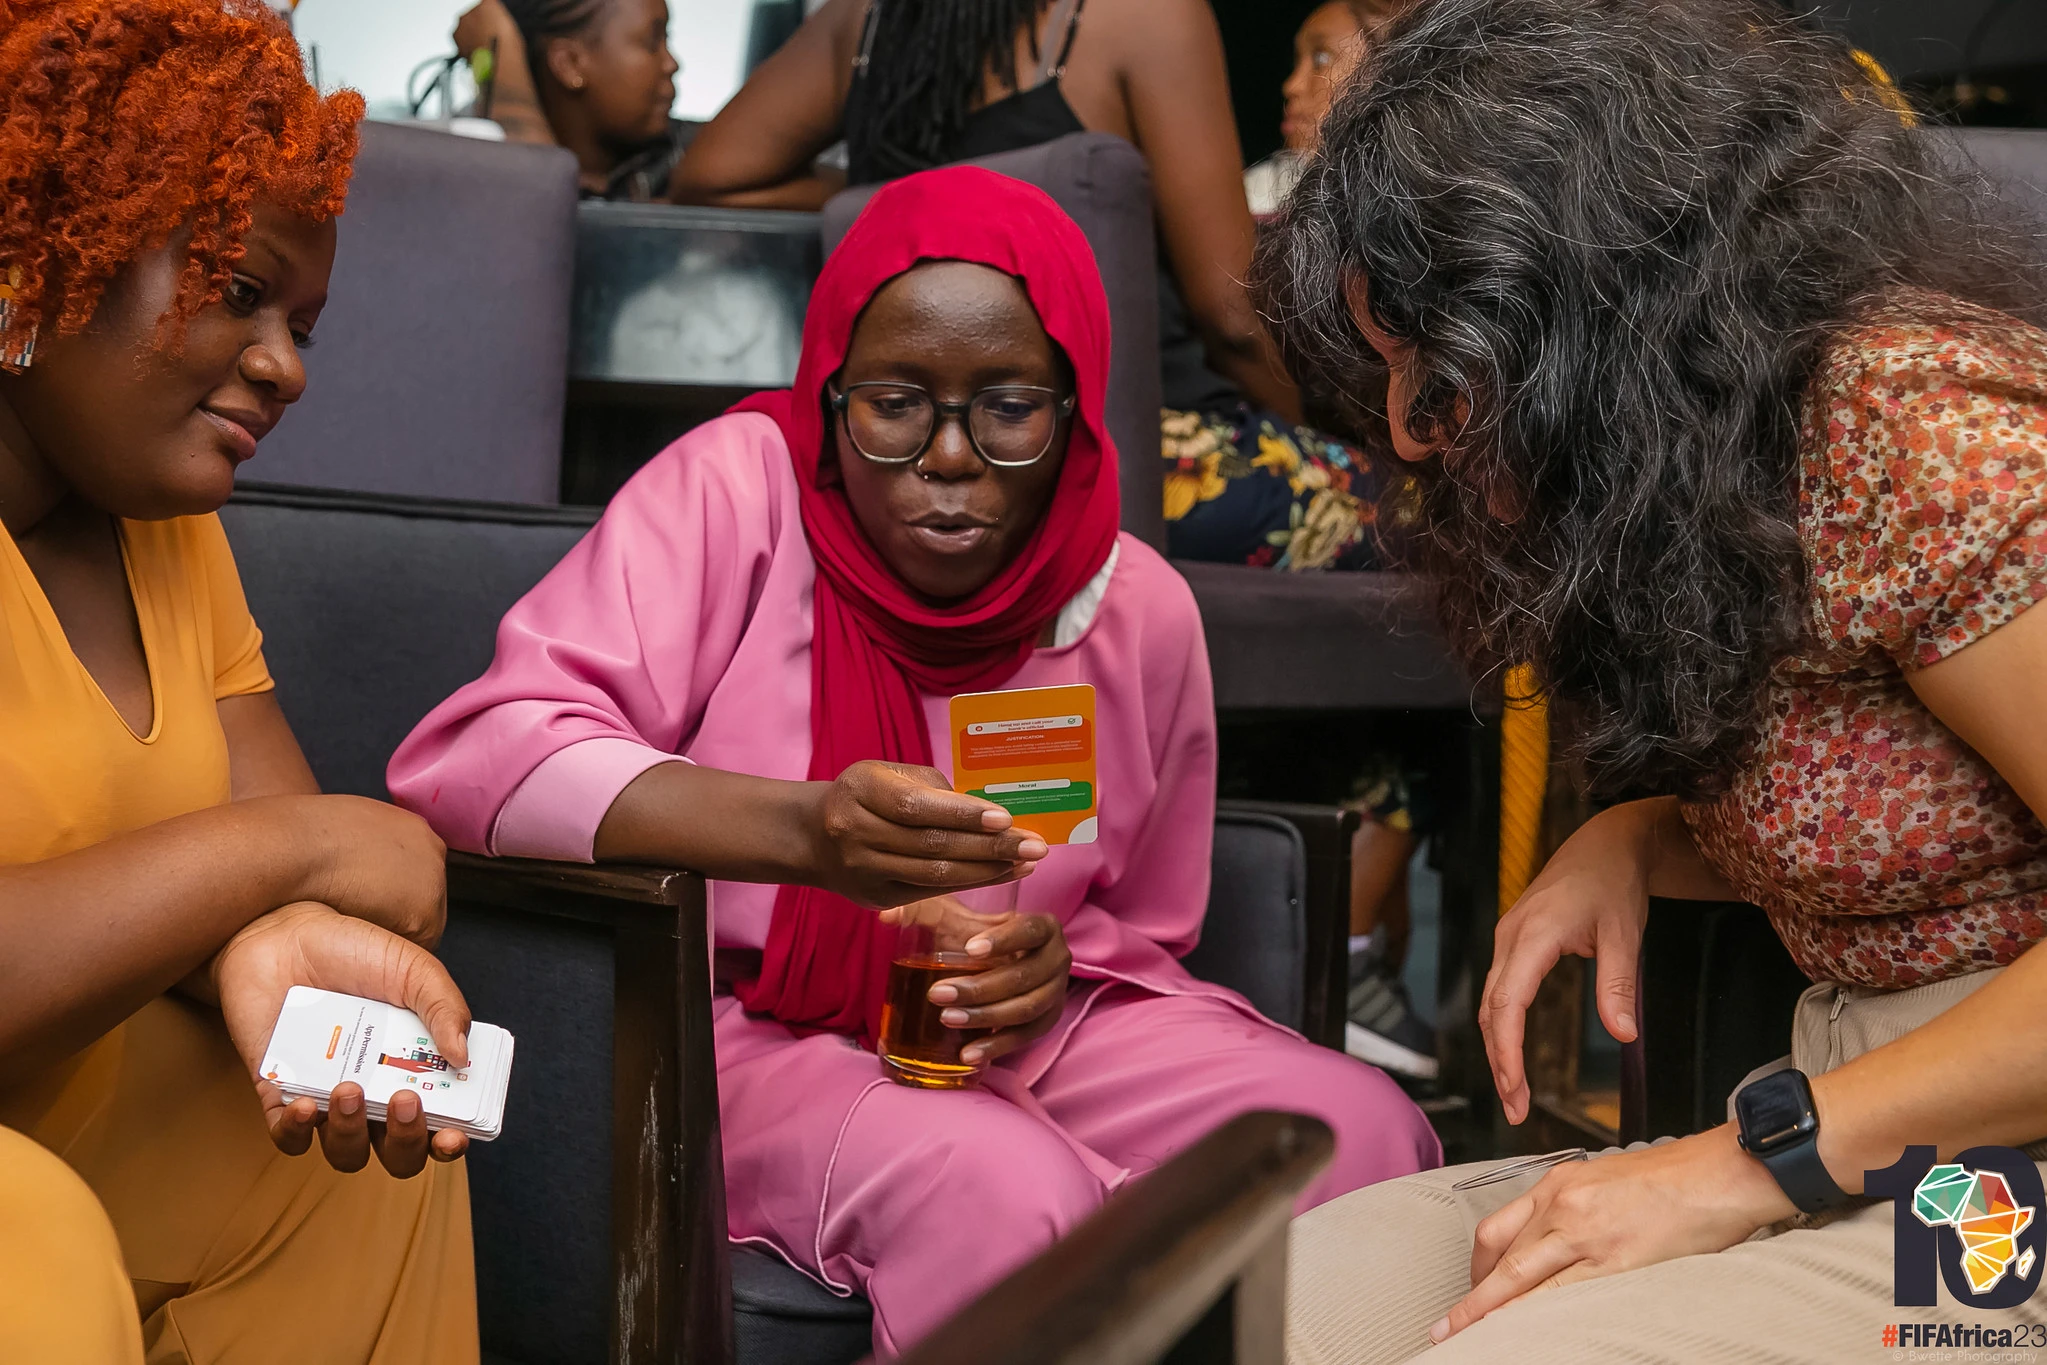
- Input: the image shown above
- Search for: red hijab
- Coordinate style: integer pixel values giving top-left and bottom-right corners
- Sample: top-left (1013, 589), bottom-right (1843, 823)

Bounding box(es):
top-left (730, 166), bottom-right (1122, 1044)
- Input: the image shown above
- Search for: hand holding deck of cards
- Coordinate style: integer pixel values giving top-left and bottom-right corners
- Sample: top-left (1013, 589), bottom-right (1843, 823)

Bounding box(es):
top-left (259, 986), bottom-right (516, 1142)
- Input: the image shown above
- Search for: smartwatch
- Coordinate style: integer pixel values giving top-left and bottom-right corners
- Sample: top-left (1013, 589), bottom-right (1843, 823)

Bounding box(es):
top-left (1734, 1068), bottom-right (1851, 1214)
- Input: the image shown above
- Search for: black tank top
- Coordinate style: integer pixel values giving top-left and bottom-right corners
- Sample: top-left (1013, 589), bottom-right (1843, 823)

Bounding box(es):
top-left (841, 0), bottom-right (1240, 413)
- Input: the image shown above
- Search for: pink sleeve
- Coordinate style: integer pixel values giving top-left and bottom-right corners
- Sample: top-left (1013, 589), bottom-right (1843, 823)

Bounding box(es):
top-left (1064, 554), bottom-right (1219, 973)
top-left (489, 739), bottom-right (691, 861)
top-left (386, 412), bottom-right (793, 854)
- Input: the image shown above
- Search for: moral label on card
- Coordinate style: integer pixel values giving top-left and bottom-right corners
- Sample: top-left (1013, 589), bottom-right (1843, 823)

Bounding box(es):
top-left (950, 684), bottom-right (1097, 844)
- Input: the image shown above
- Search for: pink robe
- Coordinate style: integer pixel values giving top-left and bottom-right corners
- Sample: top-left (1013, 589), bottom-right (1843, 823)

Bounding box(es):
top-left (389, 414), bottom-right (1440, 1354)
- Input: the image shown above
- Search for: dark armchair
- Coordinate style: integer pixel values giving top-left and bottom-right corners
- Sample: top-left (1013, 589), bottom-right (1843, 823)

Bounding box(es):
top-left (438, 855), bottom-right (728, 1365)
top-left (253, 122), bottom-right (578, 505)
top-left (1616, 899), bottom-right (1811, 1144)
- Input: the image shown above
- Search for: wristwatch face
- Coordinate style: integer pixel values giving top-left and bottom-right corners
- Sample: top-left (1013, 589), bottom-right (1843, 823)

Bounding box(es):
top-left (1737, 1072), bottom-right (1818, 1153)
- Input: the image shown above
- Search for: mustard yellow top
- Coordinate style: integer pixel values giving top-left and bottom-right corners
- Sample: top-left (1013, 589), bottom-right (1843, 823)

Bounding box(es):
top-left (0, 514), bottom-right (271, 865)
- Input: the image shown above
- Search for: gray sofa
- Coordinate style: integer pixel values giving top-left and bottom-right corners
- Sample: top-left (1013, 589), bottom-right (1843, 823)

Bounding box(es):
top-left (252, 122), bottom-right (578, 504)
top-left (1941, 125), bottom-right (2047, 229)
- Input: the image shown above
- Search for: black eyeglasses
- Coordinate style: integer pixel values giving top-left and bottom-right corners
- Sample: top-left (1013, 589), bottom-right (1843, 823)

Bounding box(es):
top-left (829, 381), bottom-right (1075, 469)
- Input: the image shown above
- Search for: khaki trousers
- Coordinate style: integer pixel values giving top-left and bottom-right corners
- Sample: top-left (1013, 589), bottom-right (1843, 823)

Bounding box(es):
top-left (1287, 969), bottom-right (2047, 1364)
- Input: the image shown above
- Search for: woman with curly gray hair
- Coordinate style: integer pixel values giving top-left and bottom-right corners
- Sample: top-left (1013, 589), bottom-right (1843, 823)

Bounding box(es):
top-left (1260, 0), bottom-right (2047, 1358)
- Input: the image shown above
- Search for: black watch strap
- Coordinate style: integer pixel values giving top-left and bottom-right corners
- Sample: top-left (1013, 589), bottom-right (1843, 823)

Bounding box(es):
top-left (1737, 1068), bottom-right (1853, 1215)
top-left (1757, 1129), bottom-right (1851, 1214)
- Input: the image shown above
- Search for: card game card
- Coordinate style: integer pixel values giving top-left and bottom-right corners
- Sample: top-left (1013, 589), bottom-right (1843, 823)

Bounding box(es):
top-left (949, 683), bottom-right (1098, 844)
top-left (259, 986), bottom-right (514, 1140)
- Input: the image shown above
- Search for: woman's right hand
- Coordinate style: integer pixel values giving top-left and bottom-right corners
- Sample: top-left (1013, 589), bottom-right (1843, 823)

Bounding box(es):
top-left (213, 901), bottom-right (473, 1178)
top-left (286, 795), bottom-right (449, 949)
top-left (809, 760), bottom-right (1049, 908)
top-left (1480, 801), bottom-right (1662, 1125)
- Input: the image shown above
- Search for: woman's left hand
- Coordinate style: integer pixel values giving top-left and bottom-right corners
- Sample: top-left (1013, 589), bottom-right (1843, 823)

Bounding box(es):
top-left (1434, 1128), bottom-right (1793, 1343)
top-left (213, 901), bottom-right (474, 1176)
top-left (884, 901), bottom-right (1073, 1065)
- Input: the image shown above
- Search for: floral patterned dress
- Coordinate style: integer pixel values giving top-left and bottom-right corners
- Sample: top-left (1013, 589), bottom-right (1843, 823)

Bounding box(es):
top-left (1161, 405), bottom-right (1392, 571)
top-left (1685, 295), bottom-right (2047, 989)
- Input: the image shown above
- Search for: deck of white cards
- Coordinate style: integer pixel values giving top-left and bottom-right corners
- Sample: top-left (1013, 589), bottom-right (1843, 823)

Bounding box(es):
top-left (260, 986), bottom-right (515, 1142)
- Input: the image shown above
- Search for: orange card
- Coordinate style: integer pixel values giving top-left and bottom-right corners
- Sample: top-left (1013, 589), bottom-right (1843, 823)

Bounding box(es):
top-left (950, 684), bottom-right (1098, 845)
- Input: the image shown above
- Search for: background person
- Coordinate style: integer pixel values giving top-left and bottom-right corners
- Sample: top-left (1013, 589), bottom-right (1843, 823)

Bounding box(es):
top-left (390, 167), bottom-right (1440, 1358)
top-left (454, 0), bottom-right (685, 200)
top-left (1256, 0), bottom-right (2047, 1359)
top-left (1243, 0), bottom-right (1403, 216)
top-left (0, 2), bottom-right (478, 1360)
top-left (1274, 0), bottom-right (1438, 1082)
top-left (1246, 0), bottom-right (1439, 1081)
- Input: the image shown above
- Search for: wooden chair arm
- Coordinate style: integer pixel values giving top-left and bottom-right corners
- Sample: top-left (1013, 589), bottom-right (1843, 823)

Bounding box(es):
top-left (887, 1111), bottom-right (1334, 1365)
top-left (443, 850), bottom-right (732, 1365)
top-left (447, 848), bottom-right (698, 915)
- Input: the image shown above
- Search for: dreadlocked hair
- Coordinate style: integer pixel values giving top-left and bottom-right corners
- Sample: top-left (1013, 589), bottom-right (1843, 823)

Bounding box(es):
top-left (0, 0), bottom-right (362, 365)
top-left (846, 0), bottom-right (1049, 182)
top-left (499, 0), bottom-right (608, 52)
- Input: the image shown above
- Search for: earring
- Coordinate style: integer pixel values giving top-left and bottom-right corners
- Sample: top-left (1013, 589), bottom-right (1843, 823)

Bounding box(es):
top-left (0, 265), bottom-right (37, 370)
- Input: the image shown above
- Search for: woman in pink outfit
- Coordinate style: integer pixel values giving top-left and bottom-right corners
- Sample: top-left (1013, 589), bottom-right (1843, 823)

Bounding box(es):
top-left (389, 166), bottom-right (1437, 1355)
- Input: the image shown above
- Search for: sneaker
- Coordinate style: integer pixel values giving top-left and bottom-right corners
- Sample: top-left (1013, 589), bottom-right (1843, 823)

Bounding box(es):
top-left (1345, 964), bottom-right (1439, 1080)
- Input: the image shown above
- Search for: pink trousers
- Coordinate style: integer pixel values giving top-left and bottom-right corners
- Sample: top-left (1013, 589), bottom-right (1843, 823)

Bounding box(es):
top-left (716, 982), bottom-right (1441, 1356)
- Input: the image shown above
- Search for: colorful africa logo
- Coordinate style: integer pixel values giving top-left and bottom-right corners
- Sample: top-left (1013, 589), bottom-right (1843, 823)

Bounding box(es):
top-left (1913, 1163), bottom-right (2039, 1295)
top-left (1873, 1147), bottom-right (2046, 1306)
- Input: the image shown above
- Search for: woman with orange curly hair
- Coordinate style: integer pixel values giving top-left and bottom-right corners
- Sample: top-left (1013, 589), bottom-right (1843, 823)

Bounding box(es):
top-left (0, 2), bottom-right (477, 1361)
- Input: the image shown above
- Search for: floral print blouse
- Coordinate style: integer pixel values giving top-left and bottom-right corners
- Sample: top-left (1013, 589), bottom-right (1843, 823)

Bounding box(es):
top-left (1685, 296), bottom-right (2047, 989)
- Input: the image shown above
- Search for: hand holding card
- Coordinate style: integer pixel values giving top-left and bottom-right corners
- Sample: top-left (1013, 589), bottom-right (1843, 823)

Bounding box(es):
top-left (260, 986), bottom-right (515, 1143)
top-left (950, 684), bottom-right (1099, 845)
top-left (213, 902), bottom-right (494, 1175)
top-left (807, 759), bottom-right (1048, 908)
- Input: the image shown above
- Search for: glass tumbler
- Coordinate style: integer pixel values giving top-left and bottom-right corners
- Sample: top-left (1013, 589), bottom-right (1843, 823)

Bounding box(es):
top-left (877, 883), bottom-right (1019, 1089)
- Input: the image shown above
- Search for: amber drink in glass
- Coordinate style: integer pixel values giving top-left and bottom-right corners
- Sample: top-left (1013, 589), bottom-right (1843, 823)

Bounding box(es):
top-left (877, 885), bottom-right (1017, 1089)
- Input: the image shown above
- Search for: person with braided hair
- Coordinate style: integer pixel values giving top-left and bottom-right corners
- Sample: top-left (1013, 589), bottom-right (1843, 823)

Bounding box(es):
top-left (676, 2), bottom-right (1293, 395)
top-left (673, 0), bottom-right (1272, 372)
top-left (0, 2), bottom-right (477, 1359)
top-left (453, 0), bottom-right (685, 200)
